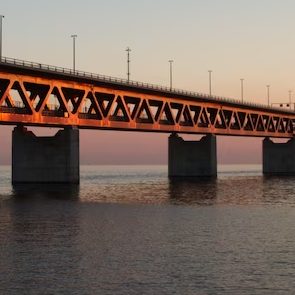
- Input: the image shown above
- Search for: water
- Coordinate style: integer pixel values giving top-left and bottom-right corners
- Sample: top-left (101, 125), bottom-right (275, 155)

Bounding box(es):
top-left (1, 165), bottom-right (295, 294)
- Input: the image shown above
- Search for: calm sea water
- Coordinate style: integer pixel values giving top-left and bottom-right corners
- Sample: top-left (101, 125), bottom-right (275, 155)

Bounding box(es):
top-left (1, 165), bottom-right (295, 295)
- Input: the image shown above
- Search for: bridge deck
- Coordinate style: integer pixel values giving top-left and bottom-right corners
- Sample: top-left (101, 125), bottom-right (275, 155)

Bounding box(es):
top-left (0, 57), bottom-right (294, 138)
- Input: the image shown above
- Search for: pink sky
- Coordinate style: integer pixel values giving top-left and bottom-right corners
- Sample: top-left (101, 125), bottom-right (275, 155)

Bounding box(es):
top-left (1, 1), bottom-right (294, 165)
top-left (0, 126), bottom-right (262, 165)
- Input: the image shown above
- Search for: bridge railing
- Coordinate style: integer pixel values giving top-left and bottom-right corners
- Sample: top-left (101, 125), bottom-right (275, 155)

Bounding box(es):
top-left (0, 56), bottom-right (293, 114)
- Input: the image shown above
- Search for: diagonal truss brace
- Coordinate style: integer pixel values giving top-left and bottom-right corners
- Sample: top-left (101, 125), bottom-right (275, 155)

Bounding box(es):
top-left (0, 72), bottom-right (294, 138)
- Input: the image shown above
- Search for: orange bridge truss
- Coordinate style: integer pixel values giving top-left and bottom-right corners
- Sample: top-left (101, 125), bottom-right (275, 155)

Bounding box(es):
top-left (0, 57), bottom-right (294, 138)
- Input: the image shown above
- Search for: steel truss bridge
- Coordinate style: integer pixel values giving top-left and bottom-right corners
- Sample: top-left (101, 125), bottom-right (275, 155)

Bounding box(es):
top-left (0, 57), bottom-right (294, 138)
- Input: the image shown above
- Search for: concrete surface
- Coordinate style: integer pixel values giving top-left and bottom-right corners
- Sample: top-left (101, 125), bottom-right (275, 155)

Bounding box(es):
top-left (168, 133), bottom-right (217, 177)
top-left (263, 137), bottom-right (295, 175)
top-left (12, 126), bottom-right (79, 183)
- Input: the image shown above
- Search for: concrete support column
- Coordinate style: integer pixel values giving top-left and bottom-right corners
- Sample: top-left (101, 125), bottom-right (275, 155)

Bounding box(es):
top-left (12, 126), bottom-right (79, 183)
top-left (263, 137), bottom-right (295, 175)
top-left (168, 133), bottom-right (217, 177)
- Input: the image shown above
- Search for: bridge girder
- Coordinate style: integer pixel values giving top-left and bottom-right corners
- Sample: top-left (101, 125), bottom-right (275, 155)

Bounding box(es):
top-left (0, 71), bottom-right (294, 138)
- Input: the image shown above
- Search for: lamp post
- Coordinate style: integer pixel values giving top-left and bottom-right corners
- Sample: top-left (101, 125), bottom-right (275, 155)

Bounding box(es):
top-left (240, 78), bottom-right (244, 102)
top-left (289, 90), bottom-right (292, 110)
top-left (126, 47), bottom-right (131, 82)
top-left (71, 34), bottom-right (77, 71)
top-left (0, 15), bottom-right (4, 60)
top-left (208, 70), bottom-right (212, 96)
top-left (266, 85), bottom-right (270, 106)
top-left (169, 60), bottom-right (173, 90)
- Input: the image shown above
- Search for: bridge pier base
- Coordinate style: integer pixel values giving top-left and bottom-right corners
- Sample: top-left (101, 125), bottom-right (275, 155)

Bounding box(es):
top-left (168, 133), bottom-right (217, 177)
top-left (263, 137), bottom-right (295, 175)
top-left (12, 126), bottom-right (79, 184)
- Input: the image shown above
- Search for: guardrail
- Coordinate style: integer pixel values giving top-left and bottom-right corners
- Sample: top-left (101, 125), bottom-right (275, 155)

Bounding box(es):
top-left (0, 56), bottom-right (293, 114)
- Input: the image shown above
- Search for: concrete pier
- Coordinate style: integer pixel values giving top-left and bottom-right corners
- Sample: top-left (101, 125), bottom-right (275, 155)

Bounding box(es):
top-left (263, 137), bottom-right (295, 175)
top-left (12, 126), bottom-right (79, 183)
top-left (168, 133), bottom-right (217, 177)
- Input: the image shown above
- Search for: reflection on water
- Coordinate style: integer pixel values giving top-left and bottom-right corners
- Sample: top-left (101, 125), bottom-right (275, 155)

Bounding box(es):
top-left (262, 175), bottom-right (295, 204)
top-left (0, 164), bottom-right (295, 208)
top-left (12, 183), bottom-right (80, 200)
top-left (0, 165), bottom-right (295, 206)
top-left (1, 191), bottom-right (82, 294)
top-left (169, 177), bottom-right (218, 205)
top-left (1, 165), bottom-right (295, 294)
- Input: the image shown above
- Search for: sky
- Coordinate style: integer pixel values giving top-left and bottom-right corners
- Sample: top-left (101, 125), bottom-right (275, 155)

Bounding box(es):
top-left (1, 0), bottom-right (294, 165)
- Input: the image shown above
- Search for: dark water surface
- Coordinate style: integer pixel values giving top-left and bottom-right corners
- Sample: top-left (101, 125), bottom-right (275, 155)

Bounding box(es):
top-left (1, 165), bottom-right (295, 294)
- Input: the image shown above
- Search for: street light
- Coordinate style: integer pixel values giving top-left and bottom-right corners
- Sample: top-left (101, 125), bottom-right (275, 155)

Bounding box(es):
top-left (240, 78), bottom-right (244, 102)
top-left (266, 85), bottom-right (270, 106)
top-left (208, 70), bottom-right (212, 96)
top-left (71, 34), bottom-right (77, 71)
top-left (0, 15), bottom-right (4, 60)
top-left (126, 47), bottom-right (131, 82)
top-left (169, 60), bottom-right (173, 90)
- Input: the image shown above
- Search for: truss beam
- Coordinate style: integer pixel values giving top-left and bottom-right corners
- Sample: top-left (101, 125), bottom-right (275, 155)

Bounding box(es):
top-left (0, 72), bottom-right (294, 138)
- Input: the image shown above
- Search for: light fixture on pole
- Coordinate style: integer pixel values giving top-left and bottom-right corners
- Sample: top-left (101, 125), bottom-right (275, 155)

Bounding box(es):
top-left (240, 78), bottom-right (244, 102)
top-left (168, 60), bottom-right (173, 91)
top-left (71, 34), bottom-right (77, 71)
top-left (0, 15), bottom-right (4, 60)
top-left (126, 47), bottom-right (131, 82)
top-left (266, 85), bottom-right (270, 106)
top-left (208, 70), bottom-right (212, 96)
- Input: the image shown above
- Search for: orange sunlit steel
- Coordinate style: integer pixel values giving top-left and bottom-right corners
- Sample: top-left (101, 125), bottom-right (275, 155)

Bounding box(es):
top-left (0, 57), bottom-right (295, 138)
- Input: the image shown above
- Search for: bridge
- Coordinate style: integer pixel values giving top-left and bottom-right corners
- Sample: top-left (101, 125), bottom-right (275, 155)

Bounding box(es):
top-left (1, 57), bottom-right (295, 183)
